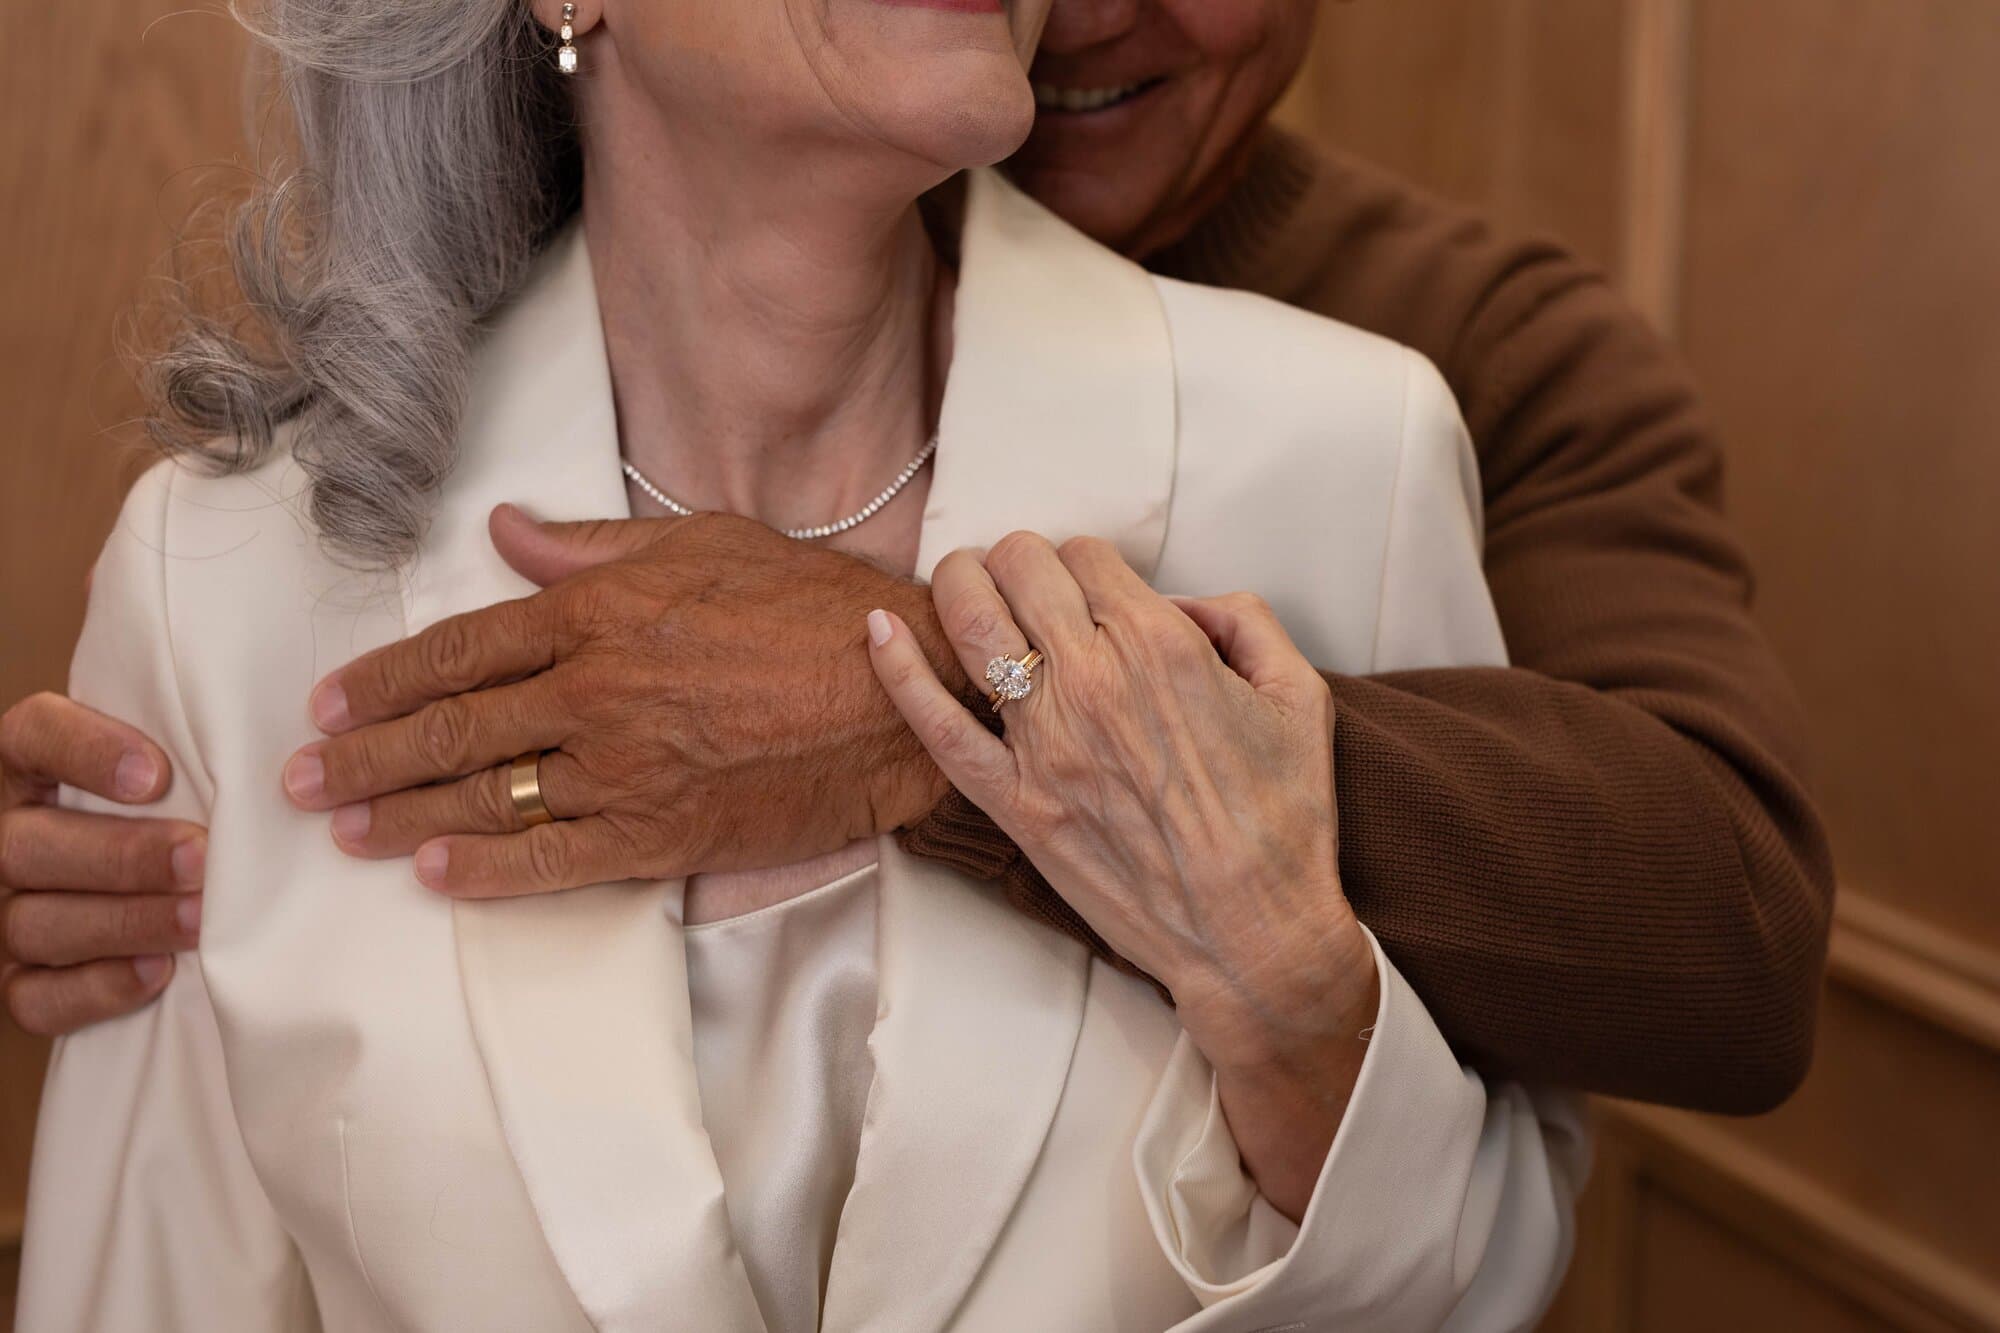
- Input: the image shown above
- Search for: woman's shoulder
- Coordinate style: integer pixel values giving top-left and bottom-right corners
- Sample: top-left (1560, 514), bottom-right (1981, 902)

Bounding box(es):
top-left (97, 432), bottom-right (403, 697)
top-left (115, 426), bottom-right (362, 588)
top-left (1148, 271), bottom-right (1465, 474)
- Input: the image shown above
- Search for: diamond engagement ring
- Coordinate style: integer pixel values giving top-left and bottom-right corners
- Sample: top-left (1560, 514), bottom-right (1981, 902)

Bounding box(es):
top-left (985, 650), bottom-right (1045, 713)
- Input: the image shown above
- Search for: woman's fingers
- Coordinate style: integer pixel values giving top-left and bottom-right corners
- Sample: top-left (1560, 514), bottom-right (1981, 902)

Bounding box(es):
top-left (865, 610), bottom-right (1014, 807)
top-left (309, 594), bottom-right (560, 734)
top-left (285, 676), bottom-right (572, 811)
top-left (330, 752), bottom-right (592, 856)
top-left (2, 889), bottom-right (200, 968)
top-left (3, 955), bottom-right (175, 1037)
top-left (0, 691), bottom-right (173, 805)
top-left (930, 548), bottom-right (1032, 689)
top-left (982, 531), bottom-right (1094, 655)
top-left (1172, 593), bottom-right (1315, 690)
top-left (1054, 535), bottom-right (1154, 619)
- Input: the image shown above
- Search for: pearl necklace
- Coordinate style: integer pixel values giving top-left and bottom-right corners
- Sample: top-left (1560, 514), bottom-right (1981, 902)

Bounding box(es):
top-left (621, 434), bottom-right (939, 540)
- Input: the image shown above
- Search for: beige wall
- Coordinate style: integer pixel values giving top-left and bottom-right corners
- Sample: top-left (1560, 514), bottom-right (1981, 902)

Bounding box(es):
top-left (5, 3), bottom-right (1997, 1327)
top-left (1279, 2), bottom-right (2000, 1328)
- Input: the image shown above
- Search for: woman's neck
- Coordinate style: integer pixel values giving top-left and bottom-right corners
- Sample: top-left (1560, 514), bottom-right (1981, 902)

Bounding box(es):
top-left (580, 108), bottom-right (952, 534)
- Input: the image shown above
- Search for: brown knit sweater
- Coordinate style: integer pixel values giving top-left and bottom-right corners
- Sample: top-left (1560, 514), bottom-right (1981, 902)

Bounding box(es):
top-left (901, 129), bottom-right (1835, 1115)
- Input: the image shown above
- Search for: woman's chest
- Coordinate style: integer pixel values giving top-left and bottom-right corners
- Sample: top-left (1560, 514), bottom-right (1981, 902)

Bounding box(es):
top-left (196, 791), bottom-right (591, 1328)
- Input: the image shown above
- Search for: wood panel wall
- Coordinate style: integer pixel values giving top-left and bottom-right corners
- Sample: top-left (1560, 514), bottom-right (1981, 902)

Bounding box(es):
top-left (1283, 2), bottom-right (2000, 1328)
top-left (5, 2), bottom-right (1995, 1328)
top-left (0, 4), bottom-right (249, 1318)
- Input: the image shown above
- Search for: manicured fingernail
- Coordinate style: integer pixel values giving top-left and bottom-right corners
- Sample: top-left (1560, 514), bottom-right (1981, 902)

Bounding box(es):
top-left (331, 803), bottom-right (371, 845)
top-left (171, 837), bottom-right (206, 891)
top-left (414, 843), bottom-right (449, 886)
top-left (867, 609), bottom-right (893, 646)
top-left (176, 894), bottom-right (203, 936)
top-left (283, 750), bottom-right (325, 803)
top-left (133, 955), bottom-right (171, 986)
top-left (310, 679), bottom-right (351, 732)
top-left (115, 750), bottom-right (160, 799)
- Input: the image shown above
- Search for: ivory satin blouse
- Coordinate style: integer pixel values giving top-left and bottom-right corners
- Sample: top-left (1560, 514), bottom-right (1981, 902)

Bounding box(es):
top-left (681, 868), bottom-right (878, 1333)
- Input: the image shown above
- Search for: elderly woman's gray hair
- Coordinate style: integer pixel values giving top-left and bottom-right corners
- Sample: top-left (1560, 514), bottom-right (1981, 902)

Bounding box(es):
top-left (149, 1), bottom-right (580, 566)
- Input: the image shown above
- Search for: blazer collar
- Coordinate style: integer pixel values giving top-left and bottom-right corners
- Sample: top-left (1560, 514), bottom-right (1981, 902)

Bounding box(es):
top-left (417, 169), bottom-right (1176, 1332)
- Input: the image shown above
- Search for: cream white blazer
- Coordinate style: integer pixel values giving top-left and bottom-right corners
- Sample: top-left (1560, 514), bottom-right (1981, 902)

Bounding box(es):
top-left (20, 170), bottom-right (1588, 1333)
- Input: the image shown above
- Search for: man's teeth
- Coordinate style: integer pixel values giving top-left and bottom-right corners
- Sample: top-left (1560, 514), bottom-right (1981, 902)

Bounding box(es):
top-left (1033, 81), bottom-right (1151, 112)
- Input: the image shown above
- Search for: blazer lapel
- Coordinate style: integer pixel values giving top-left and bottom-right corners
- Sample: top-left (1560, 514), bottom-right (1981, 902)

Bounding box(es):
top-left (819, 843), bottom-right (1091, 1333)
top-left (914, 167), bottom-right (1179, 580)
top-left (406, 227), bottom-right (765, 1333)
top-left (823, 170), bottom-right (1180, 1331)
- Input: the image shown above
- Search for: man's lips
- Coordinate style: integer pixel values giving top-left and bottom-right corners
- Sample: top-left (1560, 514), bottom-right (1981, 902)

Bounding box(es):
top-left (1032, 77), bottom-right (1168, 114)
top-left (873, 0), bottom-right (1004, 13)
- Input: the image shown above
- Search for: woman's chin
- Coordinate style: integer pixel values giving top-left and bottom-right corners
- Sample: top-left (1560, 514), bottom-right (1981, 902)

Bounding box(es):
top-left (879, 67), bottom-right (1037, 172)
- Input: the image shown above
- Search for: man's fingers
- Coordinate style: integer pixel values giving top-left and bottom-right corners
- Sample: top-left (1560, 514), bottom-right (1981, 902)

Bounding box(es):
top-left (2, 890), bottom-right (200, 967)
top-left (490, 505), bottom-right (680, 587)
top-left (0, 806), bottom-right (205, 894)
top-left (410, 817), bottom-right (628, 900)
top-left (865, 610), bottom-right (1014, 806)
top-left (287, 677), bottom-right (571, 811)
top-left (310, 595), bottom-right (559, 734)
top-left (330, 752), bottom-right (593, 857)
top-left (0, 692), bottom-right (172, 805)
top-left (3, 955), bottom-right (174, 1037)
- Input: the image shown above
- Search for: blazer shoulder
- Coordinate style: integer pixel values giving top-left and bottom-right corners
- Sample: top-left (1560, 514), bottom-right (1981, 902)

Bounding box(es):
top-left (103, 429), bottom-right (399, 696)
top-left (125, 427), bottom-right (359, 595)
top-left (1150, 273), bottom-right (1452, 457)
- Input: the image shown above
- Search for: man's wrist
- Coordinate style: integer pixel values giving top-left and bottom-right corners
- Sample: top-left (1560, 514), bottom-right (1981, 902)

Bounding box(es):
top-left (860, 575), bottom-right (961, 833)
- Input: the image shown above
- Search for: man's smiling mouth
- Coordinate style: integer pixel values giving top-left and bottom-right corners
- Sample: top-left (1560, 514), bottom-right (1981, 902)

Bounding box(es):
top-left (1032, 77), bottom-right (1167, 113)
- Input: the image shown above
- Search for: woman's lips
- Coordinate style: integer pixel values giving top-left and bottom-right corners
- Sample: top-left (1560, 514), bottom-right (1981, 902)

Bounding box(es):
top-left (1032, 77), bottom-right (1168, 114)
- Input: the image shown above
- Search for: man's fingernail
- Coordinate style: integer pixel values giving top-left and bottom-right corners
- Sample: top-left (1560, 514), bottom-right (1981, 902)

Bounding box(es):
top-left (310, 680), bottom-right (351, 732)
top-left (171, 837), bottom-right (206, 891)
top-left (283, 751), bottom-right (326, 803)
top-left (331, 803), bottom-right (372, 845)
top-left (414, 843), bottom-right (449, 886)
top-left (867, 609), bottom-right (893, 646)
top-left (115, 751), bottom-right (160, 799)
top-left (133, 955), bottom-right (171, 986)
top-left (176, 895), bottom-right (203, 936)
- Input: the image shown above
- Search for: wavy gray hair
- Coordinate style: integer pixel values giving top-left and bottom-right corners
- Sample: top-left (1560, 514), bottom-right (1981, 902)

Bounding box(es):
top-left (148, 1), bottom-right (582, 566)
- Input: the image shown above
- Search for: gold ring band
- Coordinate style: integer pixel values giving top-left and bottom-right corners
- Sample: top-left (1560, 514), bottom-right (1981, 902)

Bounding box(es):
top-left (986, 648), bottom-right (1045, 713)
top-left (509, 751), bottom-right (555, 828)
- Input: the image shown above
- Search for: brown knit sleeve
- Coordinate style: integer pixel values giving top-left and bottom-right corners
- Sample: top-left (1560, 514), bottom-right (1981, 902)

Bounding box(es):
top-left (900, 138), bottom-right (1834, 1114)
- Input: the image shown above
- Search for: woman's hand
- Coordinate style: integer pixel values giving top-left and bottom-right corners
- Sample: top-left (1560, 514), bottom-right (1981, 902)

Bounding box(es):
top-left (865, 531), bottom-right (1378, 1220)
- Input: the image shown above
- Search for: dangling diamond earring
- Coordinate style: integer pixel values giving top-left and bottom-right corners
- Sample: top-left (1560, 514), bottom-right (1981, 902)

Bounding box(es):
top-left (557, 3), bottom-right (580, 76)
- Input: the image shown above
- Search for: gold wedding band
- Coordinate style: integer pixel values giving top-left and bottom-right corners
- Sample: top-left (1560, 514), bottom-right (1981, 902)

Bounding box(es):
top-left (985, 649), bottom-right (1045, 713)
top-left (509, 751), bottom-right (555, 828)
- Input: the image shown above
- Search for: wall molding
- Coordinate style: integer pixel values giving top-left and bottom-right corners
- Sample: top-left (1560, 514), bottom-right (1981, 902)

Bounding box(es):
top-left (1608, 1104), bottom-right (2000, 1332)
top-left (1829, 892), bottom-right (2000, 1056)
